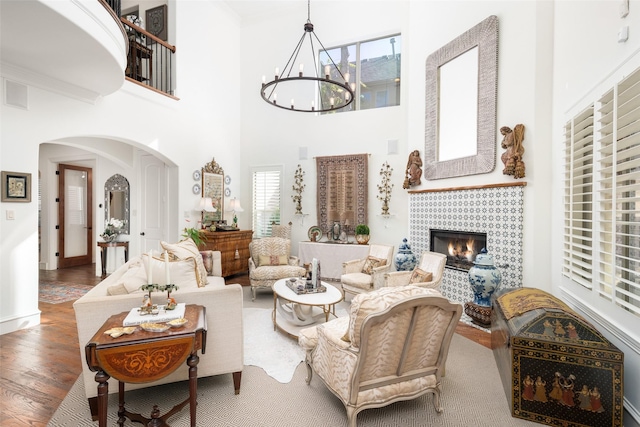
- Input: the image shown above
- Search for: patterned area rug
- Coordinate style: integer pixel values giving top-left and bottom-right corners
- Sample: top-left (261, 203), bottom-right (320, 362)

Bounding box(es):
top-left (39, 283), bottom-right (93, 304)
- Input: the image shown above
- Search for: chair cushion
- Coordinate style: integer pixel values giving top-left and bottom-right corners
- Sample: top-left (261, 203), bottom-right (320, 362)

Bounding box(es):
top-left (409, 267), bottom-right (433, 284)
top-left (361, 256), bottom-right (386, 274)
top-left (299, 316), bottom-right (350, 351)
top-left (161, 239), bottom-right (208, 287)
top-left (341, 272), bottom-right (373, 290)
top-left (347, 285), bottom-right (443, 347)
top-left (259, 254), bottom-right (288, 266)
top-left (251, 265), bottom-right (306, 281)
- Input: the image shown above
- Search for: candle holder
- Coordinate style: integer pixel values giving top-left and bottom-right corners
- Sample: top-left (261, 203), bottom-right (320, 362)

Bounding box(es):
top-left (158, 284), bottom-right (179, 309)
top-left (140, 284), bottom-right (159, 315)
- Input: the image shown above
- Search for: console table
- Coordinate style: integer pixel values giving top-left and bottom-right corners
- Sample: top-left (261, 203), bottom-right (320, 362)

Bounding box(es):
top-left (85, 304), bottom-right (206, 427)
top-left (201, 230), bottom-right (253, 277)
top-left (97, 241), bottom-right (129, 277)
top-left (298, 241), bottom-right (369, 280)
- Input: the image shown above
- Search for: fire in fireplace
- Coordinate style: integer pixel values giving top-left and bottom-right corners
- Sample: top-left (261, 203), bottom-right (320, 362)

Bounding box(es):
top-left (430, 229), bottom-right (487, 271)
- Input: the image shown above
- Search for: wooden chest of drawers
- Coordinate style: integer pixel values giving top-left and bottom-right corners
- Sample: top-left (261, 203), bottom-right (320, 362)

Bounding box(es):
top-left (202, 230), bottom-right (253, 277)
top-left (491, 288), bottom-right (624, 427)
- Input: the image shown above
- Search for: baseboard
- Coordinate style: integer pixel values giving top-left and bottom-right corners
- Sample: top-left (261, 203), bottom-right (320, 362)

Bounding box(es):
top-left (0, 310), bottom-right (41, 335)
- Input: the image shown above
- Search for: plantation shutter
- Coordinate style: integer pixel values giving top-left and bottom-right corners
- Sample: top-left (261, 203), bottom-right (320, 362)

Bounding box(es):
top-left (596, 68), bottom-right (640, 315)
top-left (563, 105), bottom-right (594, 289)
top-left (252, 167), bottom-right (282, 238)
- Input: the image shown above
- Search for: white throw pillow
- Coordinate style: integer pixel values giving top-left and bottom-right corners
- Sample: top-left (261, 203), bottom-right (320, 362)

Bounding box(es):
top-left (161, 239), bottom-right (208, 287)
top-left (117, 263), bottom-right (148, 294)
top-left (141, 253), bottom-right (200, 290)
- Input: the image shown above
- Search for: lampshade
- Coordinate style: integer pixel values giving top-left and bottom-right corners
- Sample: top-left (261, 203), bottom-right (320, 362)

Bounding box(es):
top-left (259, 0), bottom-right (354, 113)
top-left (199, 197), bottom-right (216, 212)
top-left (226, 197), bottom-right (244, 213)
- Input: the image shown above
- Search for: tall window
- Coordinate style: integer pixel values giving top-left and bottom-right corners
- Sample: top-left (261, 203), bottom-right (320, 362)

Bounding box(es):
top-left (319, 34), bottom-right (401, 113)
top-left (564, 66), bottom-right (640, 318)
top-left (252, 166), bottom-right (283, 238)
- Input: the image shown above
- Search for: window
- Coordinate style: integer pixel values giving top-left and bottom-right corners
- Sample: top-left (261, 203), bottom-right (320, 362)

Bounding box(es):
top-left (319, 34), bottom-right (401, 113)
top-left (252, 166), bottom-right (283, 238)
top-left (564, 66), bottom-right (640, 318)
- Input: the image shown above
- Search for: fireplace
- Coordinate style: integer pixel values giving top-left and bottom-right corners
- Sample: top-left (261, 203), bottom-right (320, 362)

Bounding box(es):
top-left (430, 229), bottom-right (487, 272)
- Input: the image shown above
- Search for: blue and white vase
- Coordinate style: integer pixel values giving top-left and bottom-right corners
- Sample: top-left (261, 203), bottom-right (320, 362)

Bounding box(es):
top-left (468, 248), bottom-right (502, 306)
top-left (395, 238), bottom-right (417, 271)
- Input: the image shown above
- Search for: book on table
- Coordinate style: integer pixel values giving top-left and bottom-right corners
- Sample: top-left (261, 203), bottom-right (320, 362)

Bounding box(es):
top-left (123, 302), bottom-right (186, 326)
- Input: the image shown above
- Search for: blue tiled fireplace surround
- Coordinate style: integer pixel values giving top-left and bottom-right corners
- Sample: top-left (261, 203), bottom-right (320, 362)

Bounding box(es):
top-left (409, 183), bottom-right (526, 328)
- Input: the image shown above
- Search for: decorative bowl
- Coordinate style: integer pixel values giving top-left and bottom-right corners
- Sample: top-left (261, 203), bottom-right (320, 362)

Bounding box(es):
top-left (167, 318), bottom-right (188, 328)
top-left (140, 322), bottom-right (170, 333)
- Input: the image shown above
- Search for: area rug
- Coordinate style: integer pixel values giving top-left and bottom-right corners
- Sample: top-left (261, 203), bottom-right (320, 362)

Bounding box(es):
top-left (242, 307), bottom-right (305, 383)
top-left (47, 333), bottom-right (538, 426)
top-left (39, 283), bottom-right (93, 304)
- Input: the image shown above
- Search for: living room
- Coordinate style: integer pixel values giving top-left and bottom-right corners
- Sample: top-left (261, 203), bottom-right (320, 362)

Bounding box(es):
top-left (1, 0), bottom-right (639, 425)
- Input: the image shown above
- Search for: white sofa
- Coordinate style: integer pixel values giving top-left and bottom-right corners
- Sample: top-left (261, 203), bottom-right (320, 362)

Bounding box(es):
top-left (73, 249), bottom-right (243, 418)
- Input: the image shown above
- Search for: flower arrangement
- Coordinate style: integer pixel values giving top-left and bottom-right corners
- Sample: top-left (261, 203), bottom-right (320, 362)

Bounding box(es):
top-left (377, 162), bottom-right (393, 215)
top-left (291, 164), bottom-right (305, 214)
top-left (101, 218), bottom-right (126, 242)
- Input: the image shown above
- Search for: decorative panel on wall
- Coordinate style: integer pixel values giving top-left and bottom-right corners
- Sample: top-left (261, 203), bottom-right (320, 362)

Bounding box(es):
top-left (409, 183), bottom-right (526, 306)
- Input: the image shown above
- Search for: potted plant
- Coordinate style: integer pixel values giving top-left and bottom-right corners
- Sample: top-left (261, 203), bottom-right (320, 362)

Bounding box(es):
top-left (182, 226), bottom-right (206, 247)
top-left (355, 224), bottom-right (370, 245)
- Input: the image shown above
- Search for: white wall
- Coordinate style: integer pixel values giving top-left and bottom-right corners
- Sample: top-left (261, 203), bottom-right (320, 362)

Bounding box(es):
top-left (552, 0), bottom-right (640, 420)
top-left (0, 1), bottom-right (242, 334)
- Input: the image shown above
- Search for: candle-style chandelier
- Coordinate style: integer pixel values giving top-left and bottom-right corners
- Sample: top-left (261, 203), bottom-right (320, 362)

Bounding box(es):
top-left (260, 0), bottom-right (355, 113)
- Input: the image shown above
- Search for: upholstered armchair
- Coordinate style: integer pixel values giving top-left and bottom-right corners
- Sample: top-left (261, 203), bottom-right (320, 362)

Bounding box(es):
top-left (299, 285), bottom-right (462, 427)
top-left (341, 244), bottom-right (394, 296)
top-left (384, 251), bottom-right (446, 291)
top-left (248, 237), bottom-right (306, 301)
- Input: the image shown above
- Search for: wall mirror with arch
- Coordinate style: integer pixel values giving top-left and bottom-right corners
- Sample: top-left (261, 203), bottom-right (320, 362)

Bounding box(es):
top-left (104, 173), bottom-right (130, 234)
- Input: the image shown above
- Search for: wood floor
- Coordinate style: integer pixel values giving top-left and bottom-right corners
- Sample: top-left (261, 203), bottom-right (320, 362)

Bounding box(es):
top-left (0, 264), bottom-right (491, 427)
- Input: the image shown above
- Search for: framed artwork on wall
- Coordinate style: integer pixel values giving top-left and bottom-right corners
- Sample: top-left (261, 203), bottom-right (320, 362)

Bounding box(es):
top-left (146, 5), bottom-right (168, 41)
top-left (1, 171), bottom-right (31, 202)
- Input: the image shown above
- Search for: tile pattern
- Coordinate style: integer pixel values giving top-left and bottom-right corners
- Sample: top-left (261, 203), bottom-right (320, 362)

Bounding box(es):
top-left (409, 185), bottom-right (524, 306)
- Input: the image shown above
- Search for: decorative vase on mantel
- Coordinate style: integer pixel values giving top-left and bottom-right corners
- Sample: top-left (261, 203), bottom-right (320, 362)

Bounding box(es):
top-left (464, 248), bottom-right (502, 327)
top-left (394, 238), bottom-right (417, 271)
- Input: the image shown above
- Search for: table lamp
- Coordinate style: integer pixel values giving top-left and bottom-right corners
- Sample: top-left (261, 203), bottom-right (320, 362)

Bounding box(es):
top-left (199, 197), bottom-right (216, 228)
top-left (226, 197), bottom-right (244, 228)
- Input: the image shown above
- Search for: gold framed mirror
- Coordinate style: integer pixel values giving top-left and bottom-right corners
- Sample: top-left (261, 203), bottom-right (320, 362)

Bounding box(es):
top-left (424, 15), bottom-right (498, 179)
top-left (201, 158), bottom-right (224, 226)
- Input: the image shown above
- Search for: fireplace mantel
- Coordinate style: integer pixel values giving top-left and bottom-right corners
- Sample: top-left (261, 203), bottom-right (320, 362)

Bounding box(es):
top-left (408, 181), bottom-right (526, 194)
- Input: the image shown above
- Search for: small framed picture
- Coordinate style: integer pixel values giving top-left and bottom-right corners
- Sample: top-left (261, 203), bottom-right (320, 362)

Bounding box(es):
top-left (1, 171), bottom-right (31, 202)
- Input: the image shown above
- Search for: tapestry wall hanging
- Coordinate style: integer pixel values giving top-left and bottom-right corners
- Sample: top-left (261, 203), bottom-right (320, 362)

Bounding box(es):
top-left (316, 154), bottom-right (368, 234)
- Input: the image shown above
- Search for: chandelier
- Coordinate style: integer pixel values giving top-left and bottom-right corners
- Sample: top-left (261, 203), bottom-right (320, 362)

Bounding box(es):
top-left (260, 0), bottom-right (355, 113)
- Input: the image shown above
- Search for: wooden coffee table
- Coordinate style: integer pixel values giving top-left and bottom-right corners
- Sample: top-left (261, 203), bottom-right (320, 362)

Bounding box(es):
top-left (85, 304), bottom-right (206, 427)
top-left (272, 278), bottom-right (343, 338)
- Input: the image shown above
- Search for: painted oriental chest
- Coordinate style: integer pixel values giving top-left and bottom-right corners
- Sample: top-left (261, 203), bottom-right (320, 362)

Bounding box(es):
top-left (491, 288), bottom-right (624, 427)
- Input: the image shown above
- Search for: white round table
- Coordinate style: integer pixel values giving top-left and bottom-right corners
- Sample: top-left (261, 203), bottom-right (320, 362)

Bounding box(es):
top-left (272, 278), bottom-right (344, 338)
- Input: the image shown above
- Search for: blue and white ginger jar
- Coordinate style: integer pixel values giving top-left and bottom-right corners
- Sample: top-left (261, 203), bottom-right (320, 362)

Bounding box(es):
top-left (394, 238), bottom-right (417, 271)
top-left (468, 248), bottom-right (502, 307)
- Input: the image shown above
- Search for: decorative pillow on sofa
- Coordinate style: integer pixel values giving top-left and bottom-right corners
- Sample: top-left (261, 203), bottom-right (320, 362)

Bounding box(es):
top-left (141, 252), bottom-right (200, 289)
top-left (361, 256), bottom-right (386, 275)
top-left (116, 262), bottom-right (148, 294)
top-left (199, 250), bottom-right (222, 276)
top-left (161, 239), bottom-right (208, 287)
top-left (258, 254), bottom-right (288, 266)
top-left (409, 268), bottom-right (433, 284)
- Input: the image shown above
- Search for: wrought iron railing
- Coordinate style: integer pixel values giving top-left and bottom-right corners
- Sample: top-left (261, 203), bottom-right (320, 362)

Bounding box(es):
top-left (120, 18), bottom-right (176, 97)
top-left (100, 0), bottom-right (176, 97)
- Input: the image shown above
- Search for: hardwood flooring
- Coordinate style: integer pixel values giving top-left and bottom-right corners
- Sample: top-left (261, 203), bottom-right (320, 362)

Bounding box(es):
top-left (0, 264), bottom-right (490, 426)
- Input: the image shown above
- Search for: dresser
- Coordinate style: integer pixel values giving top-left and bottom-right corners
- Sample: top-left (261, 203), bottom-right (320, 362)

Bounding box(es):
top-left (202, 230), bottom-right (253, 277)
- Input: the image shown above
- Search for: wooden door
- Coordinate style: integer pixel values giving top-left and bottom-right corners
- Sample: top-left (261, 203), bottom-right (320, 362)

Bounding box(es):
top-left (58, 164), bottom-right (93, 268)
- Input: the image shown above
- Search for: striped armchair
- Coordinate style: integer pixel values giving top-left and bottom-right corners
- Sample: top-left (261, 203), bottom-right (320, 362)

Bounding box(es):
top-left (248, 237), bottom-right (306, 301)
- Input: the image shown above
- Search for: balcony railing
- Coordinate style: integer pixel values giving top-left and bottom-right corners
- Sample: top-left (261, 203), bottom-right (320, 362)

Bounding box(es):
top-left (100, 0), bottom-right (176, 97)
top-left (120, 18), bottom-right (176, 97)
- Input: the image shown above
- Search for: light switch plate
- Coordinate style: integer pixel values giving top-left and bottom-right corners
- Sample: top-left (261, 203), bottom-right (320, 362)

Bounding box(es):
top-left (6, 210), bottom-right (15, 220)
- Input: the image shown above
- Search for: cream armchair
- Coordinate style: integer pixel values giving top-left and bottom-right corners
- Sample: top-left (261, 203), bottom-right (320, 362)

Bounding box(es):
top-left (384, 251), bottom-right (446, 291)
top-left (248, 237), bottom-right (306, 301)
top-left (271, 221), bottom-right (292, 239)
top-left (299, 285), bottom-right (462, 427)
top-left (341, 244), bottom-right (394, 296)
